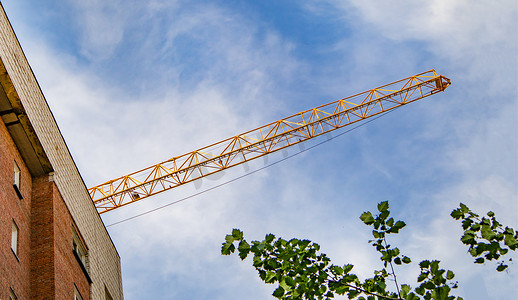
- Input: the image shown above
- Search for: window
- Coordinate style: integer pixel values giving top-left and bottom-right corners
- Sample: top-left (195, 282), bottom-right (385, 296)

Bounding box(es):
top-left (13, 161), bottom-right (20, 186)
top-left (74, 285), bottom-right (83, 300)
top-left (11, 221), bottom-right (18, 256)
top-left (72, 226), bottom-right (92, 283)
top-left (13, 161), bottom-right (22, 199)
top-left (73, 231), bottom-right (88, 268)
top-left (9, 287), bottom-right (17, 300)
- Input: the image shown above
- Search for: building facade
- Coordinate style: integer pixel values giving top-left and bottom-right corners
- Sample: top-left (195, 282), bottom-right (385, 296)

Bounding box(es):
top-left (0, 3), bottom-right (123, 299)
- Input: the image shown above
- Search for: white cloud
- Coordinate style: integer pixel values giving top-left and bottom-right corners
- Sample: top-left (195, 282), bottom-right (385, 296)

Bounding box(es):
top-left (18, 2), bottom-right (309, 298)
top-left (6, 0), bottom-right (517, 298)
top-left (329, 0), bottom-right (517, 89)
top-left (302, 1), bottom-right (518, 299)
top-left (67, 0), bottom-right (131, 60)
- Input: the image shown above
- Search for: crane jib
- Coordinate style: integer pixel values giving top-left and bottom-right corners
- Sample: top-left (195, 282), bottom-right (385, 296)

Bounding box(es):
top-left (90, 70), bottom-right (451, 214)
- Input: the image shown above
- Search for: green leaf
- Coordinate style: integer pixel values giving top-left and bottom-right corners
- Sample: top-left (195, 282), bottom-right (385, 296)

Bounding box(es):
top-left (415, 285), bottom-right (425, 296)
top-left (325, 290), bottom-right (334, 298)
top-left (232, 229), bottom-right (243, 240)
top-left (265, 271), bottom-right (276, 283)
top-left (422, 281), bottom-right (435, 290)
top-left (474, 257), bottom-right (484, 264)
top-left (446, 270), bottom-right (455, 280)
top-left (430, 261), bottom-right (439, 274)
top-left (372, 230), bottom-right (382, 239)
top-left (272, 286), bottom-right (285, 298)
top-left (459, 203), bottom-right (470, 213)
top-left (347, 289), bottom-right (360, 298)
top-left (221, 242), bottom-right (235, 255)
top-left (238, 240), bottom-right (250, 260)
top-left (504, 233), bottom-right (518, 250)
top-left (450, 208), bottom-right (463, 220)
top-left (265, 234), bottom-right (276, 244)
top-left (461, 232), bottom-right (476, 245)
top-left (331, 265), bottom-right (343, 275)
top-left (419, 260), bottom-right (430, 268)
top-left (278, 279), bottom-right (291, 292)
top-left (343, 264), bottom-right (354, 274)
top-left (253, 242), bottom-right (266, 252)
top-left (225, 234), bottom-right (235, 244)
top-left (258, 270), bottom-right (266, 281)
top-left (253, 256), bottom-right (263, 268)
top-left (333, 283), bottom-right (350, 295)
top-left (390, 220), bottom-right (406, 233)
top-left (360, 212), bottom-right (375, 225)
top-left (473, 243), bottom-right (487, 256)
top-left (379, 210), bottom-right (390, 222)
top-left (378, 201), bottom-right (389, 212)
top-left (462, 218), bottom-right (473, 230)
top-left (497, 263), bottom-right (508, 272)
top-left (373, 219), bottom-right (381, 230)
top-left (266, 259), bottom-right (280, 270)
top-left (481, 225), bottom-right (497, 240)
top-left (299, 239), bottom-right (311, 250)
top-left (285, 276), bottom-right (296, 288)
top-left (417, 272), bottom-right (428, 283)
top-left (405, 292), bottom-right (420, 300)
top-left (402, 256), bottom-right (411, 264)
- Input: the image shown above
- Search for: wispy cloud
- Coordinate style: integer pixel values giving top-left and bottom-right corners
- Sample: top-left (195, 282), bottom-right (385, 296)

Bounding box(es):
top-left (3, 0), bottom-right (516, 299)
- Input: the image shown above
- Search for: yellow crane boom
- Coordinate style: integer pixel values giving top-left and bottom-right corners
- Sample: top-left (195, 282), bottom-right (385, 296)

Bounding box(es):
top-left (89, 69), bottom-right (451, 214)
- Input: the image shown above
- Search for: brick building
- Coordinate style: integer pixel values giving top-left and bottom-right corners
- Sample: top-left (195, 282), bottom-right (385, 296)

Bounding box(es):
top-left (0, 3), bottom-right (123, 299)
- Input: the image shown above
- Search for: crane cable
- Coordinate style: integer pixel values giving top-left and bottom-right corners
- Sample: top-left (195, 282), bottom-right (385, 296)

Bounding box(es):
top-left (105, 106), bottom-right (403, 228)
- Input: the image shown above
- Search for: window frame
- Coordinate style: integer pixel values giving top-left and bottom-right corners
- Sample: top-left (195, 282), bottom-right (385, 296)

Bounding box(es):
top-left (13, 161), bottom-right (22, 199)
top-left (11, 220), bottom-right (18, 258)
top-left (72, 229), bottom-right (88, 268)
top-left (72, 226), bottom-right (92, 283)
top-left (74, 285), bottom-right (83, 300)
top-left (9, 287), bottom-right (17, 300)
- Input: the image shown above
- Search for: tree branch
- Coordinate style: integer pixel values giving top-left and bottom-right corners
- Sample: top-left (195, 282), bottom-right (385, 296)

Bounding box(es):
top-left (327, 276), bottom-right (401, 300)
top-left (383, 237), bottom-right (401, 297)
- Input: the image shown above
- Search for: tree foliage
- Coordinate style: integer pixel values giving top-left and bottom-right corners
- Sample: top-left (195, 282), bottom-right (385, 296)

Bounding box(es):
top-left (451, 203), bottom-right (517, 272)
top-left (222, 201), bottom-right (516, 299)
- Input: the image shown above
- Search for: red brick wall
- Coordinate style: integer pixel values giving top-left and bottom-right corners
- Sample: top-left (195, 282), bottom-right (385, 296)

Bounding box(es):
top-left (0, 114), bottom-right (31, 299)
top-left (1, 114), bottom-right (90, 299)
top-left (30, 176), bottom-right (91, 300)
top-left (30, 175), bottom-right (55, 299)
top-left (51, 180), bottom-right (90, 300)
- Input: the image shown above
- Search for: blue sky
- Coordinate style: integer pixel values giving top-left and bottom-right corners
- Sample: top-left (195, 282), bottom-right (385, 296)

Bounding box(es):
top-left (2, 0), bottom-right (517, 299)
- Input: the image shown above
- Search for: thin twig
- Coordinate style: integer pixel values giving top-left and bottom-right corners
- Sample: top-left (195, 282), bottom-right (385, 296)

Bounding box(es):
top-left (383, 237), bottom-right (401, 297)
top-left (327, 274), bottom-right (401, 300)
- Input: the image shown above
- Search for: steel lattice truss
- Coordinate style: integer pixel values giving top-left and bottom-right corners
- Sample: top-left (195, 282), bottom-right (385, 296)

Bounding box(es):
top-left (90, 69), bottom-right (451, 213)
